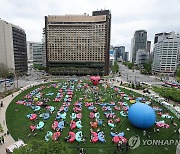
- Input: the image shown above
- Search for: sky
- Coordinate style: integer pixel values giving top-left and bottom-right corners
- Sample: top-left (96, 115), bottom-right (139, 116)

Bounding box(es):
top-left (1, 0), bottom-right (180, 52)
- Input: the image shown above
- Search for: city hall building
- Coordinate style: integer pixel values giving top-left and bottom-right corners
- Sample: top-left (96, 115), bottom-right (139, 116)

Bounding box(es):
top-left (45, 10), bottom-right (111, 75)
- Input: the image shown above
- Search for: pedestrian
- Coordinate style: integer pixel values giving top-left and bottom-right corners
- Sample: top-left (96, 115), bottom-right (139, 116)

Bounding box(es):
top-left (147, 131), bottom-right (151, 138)
top-left (157, 128), bottom-right (160, 134)
top-left (153, 128), bottom-right (156, 133)
top-left (126, 142), bottom-right (129, 152)
top-left (117, 141), bottom-right (123, 151)
top-left (171, 117), bottom-right (174, 124)
top-left (79, 147), bottom-right (85, 154)
top-left (0, 101), bottom-right (3, 107)
top-left (2, 136), bottom-right (4, 144)
top-left (143, 130), bottom-right (146, 136)
top-left (0, 136), bottom-right (2, 145)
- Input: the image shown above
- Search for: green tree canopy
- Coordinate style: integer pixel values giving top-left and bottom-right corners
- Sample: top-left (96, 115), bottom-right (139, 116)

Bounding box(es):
top-left (122, 61), bottom-right (128, 66)
top-left (143, 61), bottom-right (152, 74)
top-left (127, 62), bottom-right (134, 69)
top-left (112, 61), bottom-right (119, 73)
top-left (0, 63), bottom-right (12, 91)
top-left (176, 65), bottom-right (180, 82)
top-left (153, 86), bottom-right (180, 102)
top-left (13, 140), bottom-right (71, 154)
top-left (0, 124), bottom-right (3, 133)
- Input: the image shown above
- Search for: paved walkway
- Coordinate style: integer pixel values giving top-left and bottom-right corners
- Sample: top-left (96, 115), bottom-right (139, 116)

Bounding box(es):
top-left (0, 91), bottom-right (20, 154)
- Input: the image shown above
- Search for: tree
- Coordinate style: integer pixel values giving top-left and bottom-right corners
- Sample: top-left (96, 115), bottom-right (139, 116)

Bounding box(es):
top-left (33, 64), bottom-right (45, 70)
top-left (127, 62), bottom-right (134, 69)
top-left (143, 61), bottom-right (152, 74)
top-left (14, 70), bottom-right (20, 89)
top-left (13, 140), bottom-right (71, 154)
top-left (123, 61), bottom-right (128, 66)
top-left (111, 61), bottom-right (119, 74)
top-left (0, 63), bottom-right (11, 91)
top-left (132, 83), bottom-right (135, 89)
top-left (176, 65), bottom-right (180, 76)
top-left (175, 65), bottom-right (180, 82)
top-left (0, 124), bottom-right (3, 133)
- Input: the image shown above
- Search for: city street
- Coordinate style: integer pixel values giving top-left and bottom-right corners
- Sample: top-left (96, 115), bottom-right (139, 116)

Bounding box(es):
top-left (117, 62), bottom-right (163, 86)
top-left (0, 69), bottom-right (44, 93)
top-left (0, 69), bottom-right (91, 93)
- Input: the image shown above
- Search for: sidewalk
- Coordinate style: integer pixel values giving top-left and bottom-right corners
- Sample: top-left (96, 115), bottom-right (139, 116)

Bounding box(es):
top-left (0, 92), bottom-right (20, 154)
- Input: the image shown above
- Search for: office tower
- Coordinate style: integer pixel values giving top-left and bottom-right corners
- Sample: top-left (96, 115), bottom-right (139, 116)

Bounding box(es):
top-left (110, 49), bottom-right (116, 66)
top-left (27, 41), bottom-right (35, 68)
top-left (42, 29), bottom-right (46, 67)
top-left (136, 49), bottom-right (149, 67)
top-left (152, 32), bottom-right (180, 75)
top-left (27, 41), bottom-right (44, 67)
top-left (124, 52), bottom-right (129, 62)
top-left (130, 30), bottom-right (147, 63)
top-left (146, 40), bottom-right (151, 56)
top-left (114, 46), bottom-right (126, 62)
top-left (32, 42), bottom-right (43, 66)
top-left (45, 10), bottom-right (111, 75)
top-left (0, 19), bottom-right (27, 74)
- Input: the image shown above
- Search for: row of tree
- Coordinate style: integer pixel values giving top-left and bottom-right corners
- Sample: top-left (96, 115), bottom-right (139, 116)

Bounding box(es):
top-left (153, 86), bottom-right (180, 102)
top-left (13, 140), bottom-right (70, 154)
top-left (175, 65), bottom-right (180, 82)
top-left (122, 61), bottom-right (134, 70)
top-left (112, 61), bottom-right (119, 73)
top-left (122, 61), bottom-right (152, 75)
top-left (141, 61), bottom-right (152, 75)
top-left (0, 124), bottom-right (3, 133)
top-left (0, 63), bottom-right (19, 91)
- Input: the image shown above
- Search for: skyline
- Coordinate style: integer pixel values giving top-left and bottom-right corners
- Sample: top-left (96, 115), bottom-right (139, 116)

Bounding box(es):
top-left (1, 0), bottom-right (180, 52)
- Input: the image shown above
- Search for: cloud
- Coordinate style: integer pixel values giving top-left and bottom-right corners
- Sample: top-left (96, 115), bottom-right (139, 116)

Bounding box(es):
top-left (0, 0), bottom-right (180, 52)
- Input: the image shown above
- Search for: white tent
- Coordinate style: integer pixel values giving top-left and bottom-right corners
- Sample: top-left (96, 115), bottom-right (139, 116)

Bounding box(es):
top-left (6, 140), bottom-right (26, 153)
top-left (174, 106), bottom-right (180, 114)
top-left (176, 143), bottom-right (180, 154)
top-left (161, 101), bottom-right (170, 106)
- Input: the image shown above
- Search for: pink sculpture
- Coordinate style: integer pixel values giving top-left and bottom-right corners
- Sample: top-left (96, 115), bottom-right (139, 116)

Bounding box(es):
top-left (90, 76), bottom-right (101, 85)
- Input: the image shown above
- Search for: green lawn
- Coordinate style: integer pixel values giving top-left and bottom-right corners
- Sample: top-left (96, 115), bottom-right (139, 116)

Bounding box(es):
top-left (6, 80), bottom-right (179, 154)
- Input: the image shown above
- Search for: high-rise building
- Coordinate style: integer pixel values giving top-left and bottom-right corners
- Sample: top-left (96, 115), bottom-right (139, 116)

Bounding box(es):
top-left (110, 49), bottom-right (116, 66)
top-left (146, 40), bottom-right (151, 56)
top-left (27, 41), bottom-right (35, 68)
top-left (32, 43), bottom-right (43, 66)
top-left (27, 41), bottom-right (44, 67)
top-left (130, 30), bottom-right (147, 63)
top-left (124, 52), bottom-right (129, 62)
top-left (114, 46), bottom-right (125, 61)
top-left (45, 10), bottom-right (111, 75)
top-left (42, 29), bottom-right (46, 67)
top-left (0, 19), bottom-right (27, 74)
top-left (136, 49), bottom-right (149, 67)
top-left (154, 32), bottom-right (169, 44)
top-left (152, 32), bottom-right (180, 75)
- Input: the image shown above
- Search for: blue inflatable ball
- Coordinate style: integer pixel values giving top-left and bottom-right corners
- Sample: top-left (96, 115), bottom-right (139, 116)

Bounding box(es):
top-left (128, 103), bottom-right (156, 129)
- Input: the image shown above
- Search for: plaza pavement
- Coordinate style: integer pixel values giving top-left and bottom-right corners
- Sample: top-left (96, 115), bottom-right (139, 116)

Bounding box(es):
top-left (0, 91), bottom-right (19, 154)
